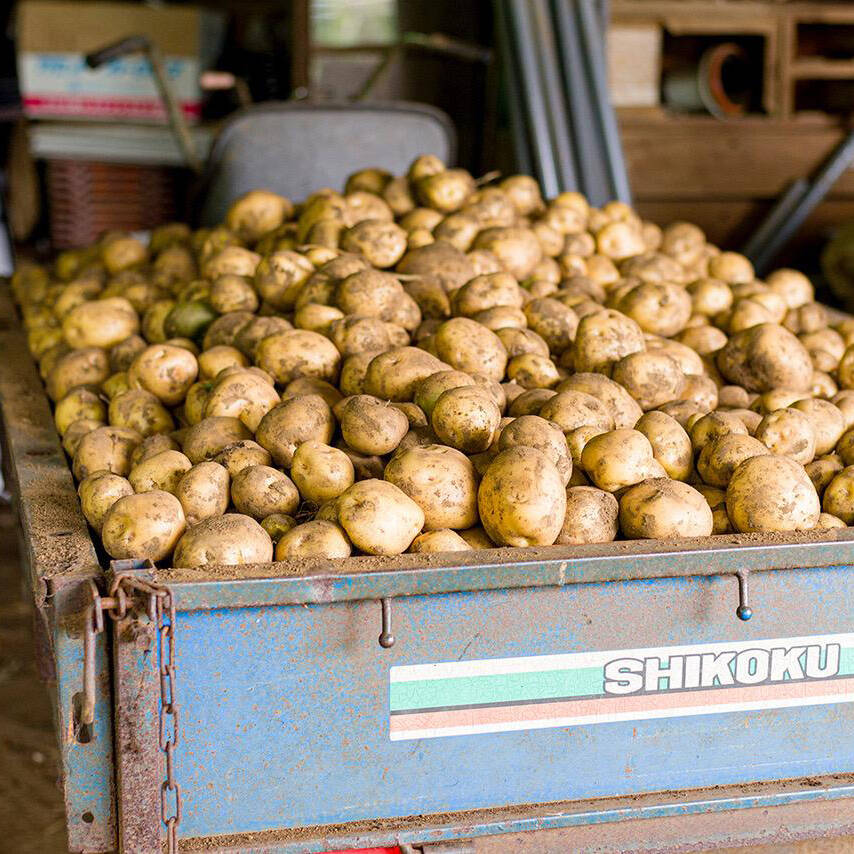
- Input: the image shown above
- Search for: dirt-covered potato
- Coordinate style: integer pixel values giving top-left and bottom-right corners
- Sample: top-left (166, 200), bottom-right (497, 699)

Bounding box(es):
top-left (256, 329), bottom-right (341, 385)
top-left (414, 371), bottom-right (476, 417)
top-left (108, 389), bottom-right (174, 437)
top-left (409, 529), bottom-right (472, 553)
top-left (572, 309), bottom-right (645, 375)
top-left (806, 454), bottom-right (844, 497)
top-left (754, 408), bottom-right (816, 464)
top-left (434, 317), bottom-right (508, 382)
top-left (726, 454), bottom-right (820, 532)
top-left (478, 447), bottom-right (566, 546)
top-left (255, 395), bottom-right (335, 467)
top-left (226, 189), bottom-right (292, 243)
top-left (557, 372), bottom-right (643, 429)
top-left (385, 444), bottom-right (478, 530)
top-left (173, 513), bottom-right (273, 567)
top-left (212, 440), bottom-right (270, 477)
top-left (821, 466), bottom-right (854, 524)
top-left (611, 351), bottom-right (685, 411)
top-left (231, 464), bottom-right (300, 520)
top-left (790, 398), bottom-right (845, 456)
top-left (129, 449), bottom-right (192, 494)
top-left (62, 297), bottom-right (139, 349)
top-left (634, 411), bottom-right (693, 481)
top-left (130, 434), bottom-right (180, 467)
top-left (209, 275), bottom-right (260, 315)
top-left (363, 346), bottom-right (446, 401)
top-left (55, 387), bottom-right (107, 436)
top-left (73, 425), bottom-right (142, 480)
top-left (557, 486), bottom-right (618, 544)
top-left (431, 386), bottom-right (501, 453)
top-left (78, 471), bottom-right (134, 533)
top-left (580, 429), bottom-right (666, 492)
top-left (47, 347), bottom-right (110, 402)
top-left (341, 219), bottom-right (407, 268)
top-left (63, 418), bottom-right (106, 457)
top-left (101, 490), bottom-right (186, 561)
top-left (182, 416), bottom-right (252, 464)
top-left (197, 345), bottom-right (248, 380)
top-left (203, 369), bottom-right (280, 431)
top-left (174, 461), bottom-right (230, 525)
top-left (340, 395), bottom-right (410, 455)
top-left (498, 415), bottom-right (572, 485)
top-left (128, 343), bottom-right (198, 406)
top-left (696, 434), bottom-right (769, 488)
top-left (619, 479), bottom-right (713, 539)
top-left (291, 441), bottom-right (355, 504)
top-left (336, 479), bottom-right (425, 554)
top-left (716, 323), bottom-right (813, 392)
top-left (274, 519), bottom-right (352, 559)
top-left (689, 411), bottom-right (749, 454)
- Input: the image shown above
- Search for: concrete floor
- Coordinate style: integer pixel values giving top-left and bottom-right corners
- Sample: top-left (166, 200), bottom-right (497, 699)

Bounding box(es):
top-left (1, 504), bottom-right (852, 854)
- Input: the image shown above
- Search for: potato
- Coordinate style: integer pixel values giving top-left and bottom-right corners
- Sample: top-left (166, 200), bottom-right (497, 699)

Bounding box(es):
top-left (73, 425), bottom-right (142, 480)
top-left (202, 246), bottom-right (261, 280)
top-left (417, 168), bottom-right (475, 213)
top-left (226, 189), bottom-right (291, 243)
top-left (110, 334), bottom-right (148, 373)
top-left (230, 464), bottom-right (299, 520)
top-left (696, 434), bottom-right (769, 488)
top-left (556, 486), bottom-right (618, 544)
top-left (581, 429), bottom-right (665, 492)
top-left (129, 449), bottom-right (192, 494)
top-left (101, 490), bottom-right (186, 561)
top-left (385, 444), bottom-right (478, 530)
top-left (174, 461), bottom-right (230, 525)
top-left (128, 344), bottom-right (198, 406)
top-left (197, 345), bottom-right (247, 381)
top-left (473, 227), bottom-right (542, 280)
top-left (274, 519), bottom-right (352, 560)
top-left (259, 513), bottom-right (297, 542)
top-left (255, 395), bottom-right (335, 467)
top-left (363, 346), bottom-right (446, 401)
top-left (414, 371), bottom-right (476, 417)
top-left (478, 447), bottom-right (566, 546)
top-left (635, 411), bottom-right (693, 481)
top-left (62, 297), bottom-right (139, 349)
top-left (256, 329), bottom-right (341, 385)
top-left (498, 415), bottom-right (572, 485)
top-left (538, 390), bottom-right (614, 436)
top-left (791, 398), bottom-right (845, 456)
top-left (341, 219), bottom-right (407, 268)
top-left (767, 268), bottom-right (814, 309)
top-left (614, 282), bottom-right (692, 338)
top-left (173, 514), bottom-right (273, 568)
top-left (611, 351), bottom-right (685, 411)
top-left (290, 441), bottom-right (355, 505)
top-left (108, 389), bottom-right (174, 437)
top-left (55, 387), bottom-right (106, 436)
top-left (336, 479), bottom-right (424, 554)
top-left (431, 386), bottom-right (501, 453)
top-left (203, 369), bottom-right (280, 431)
top-left (284, 377), bottom-right (343, 409)
top-left (816, 512), bottom-right (846, 529)
top-left (690, 411), bottom-right (749, 454)
top-left (754, 408), bottom-right (816, 465)
top-left (572, 309), bottom-right (645, 375)
top-left (453, 272), bottom-right (524, 317)
top-left (820, 466), bottom-right (854, 524)
top-left (434, 318), bottom-right (508, 382)
top-left (182, 416), bottom-right (252, 464)
top-left (47, 347), bottom-right (110, 402)
top-left (409, 529), bottom-right (472, 553)
top-left (339, 395), bottom-right (409, 456)
top-left (128, 434), bottom-right (178, 468)
top-left (62, 418), bottom-right (105, 457)
top-left (78, 471), bottom-right (134, 532)
top-left (726, 455), bottom-right (820, 532)
top-left (557, 372), bottom-right (643, 429)
top-left (620, 479), bottom-right (713, 539)
top-left (717, 323), bottom-right (813, 393)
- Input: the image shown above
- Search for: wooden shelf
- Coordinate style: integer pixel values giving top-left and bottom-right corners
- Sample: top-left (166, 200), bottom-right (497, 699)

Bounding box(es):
top-left (791, 59), bottom-right (854, 80)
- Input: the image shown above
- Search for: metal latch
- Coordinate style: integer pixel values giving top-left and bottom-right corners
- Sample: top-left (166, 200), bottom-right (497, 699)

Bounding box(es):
top-left (735, 570), bottom-right (752, 621)
top-left (81, 563), bottom-right (181, 853)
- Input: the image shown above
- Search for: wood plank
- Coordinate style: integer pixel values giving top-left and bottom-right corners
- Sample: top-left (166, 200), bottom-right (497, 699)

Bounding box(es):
top-left (791, 59), bottom-right (854, 80)
top-left (620, 117), bottom-right (854, 197)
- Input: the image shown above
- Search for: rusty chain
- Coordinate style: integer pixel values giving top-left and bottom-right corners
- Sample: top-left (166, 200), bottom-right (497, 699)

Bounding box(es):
top-left (83, 573), bottom-right (181, 853)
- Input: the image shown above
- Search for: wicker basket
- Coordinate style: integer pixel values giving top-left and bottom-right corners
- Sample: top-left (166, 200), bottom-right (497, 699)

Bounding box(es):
top-left (46, 159), bottom-right (181, 249)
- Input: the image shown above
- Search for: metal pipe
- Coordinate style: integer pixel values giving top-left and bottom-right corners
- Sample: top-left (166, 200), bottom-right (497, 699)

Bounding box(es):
top-left (742, 178), bottom-right (810, 269)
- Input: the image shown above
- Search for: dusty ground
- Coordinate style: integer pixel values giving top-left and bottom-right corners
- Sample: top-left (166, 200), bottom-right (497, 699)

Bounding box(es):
top-left (0, 501), bottom-right (852, 854)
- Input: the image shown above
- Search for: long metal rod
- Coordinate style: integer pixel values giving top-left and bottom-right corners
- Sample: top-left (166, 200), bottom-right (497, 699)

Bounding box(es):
top-left (530, 0), bottom-right (578, 191)
top-left (576, 0), bottom-right (632, 203)
top-left (748, 130), bottom-right (854, 275)
top-left (505, 0), bottom-right (560, 197)
top-left (742, 178), bottom-right (810, 268)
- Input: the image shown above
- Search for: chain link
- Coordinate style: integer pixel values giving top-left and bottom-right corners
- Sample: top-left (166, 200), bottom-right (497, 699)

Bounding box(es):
top-left (83, 573), bottom-right (181, 853)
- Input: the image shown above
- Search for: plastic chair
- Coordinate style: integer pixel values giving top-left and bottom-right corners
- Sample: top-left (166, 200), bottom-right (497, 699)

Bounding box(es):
top-left (197, 100), bottom-right (456, 225)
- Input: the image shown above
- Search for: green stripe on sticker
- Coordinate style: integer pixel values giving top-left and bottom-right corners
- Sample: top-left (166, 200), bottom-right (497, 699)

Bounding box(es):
top-left (840, 647), bottom-right (854, 676)
top-left (389, 666), bottom-right (604, 712)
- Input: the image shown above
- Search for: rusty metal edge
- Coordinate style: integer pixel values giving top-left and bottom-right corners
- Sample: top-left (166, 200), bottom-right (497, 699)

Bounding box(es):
top-left (177, 774), bottom-right (854, 853)
top-left (0, 281), bottom-right (101, 606)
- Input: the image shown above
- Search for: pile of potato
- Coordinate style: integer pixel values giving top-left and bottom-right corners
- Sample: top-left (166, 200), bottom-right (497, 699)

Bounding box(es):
top-left (13, 154), bottom-right (854, 568)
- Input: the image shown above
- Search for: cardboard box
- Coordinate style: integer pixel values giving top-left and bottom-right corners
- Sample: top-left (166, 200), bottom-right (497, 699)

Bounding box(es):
top-left (16, 1), bottom-right (223, 123)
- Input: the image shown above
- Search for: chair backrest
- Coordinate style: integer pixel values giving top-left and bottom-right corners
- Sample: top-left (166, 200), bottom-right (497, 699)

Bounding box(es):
top-left (197, 100), bottom-right (456, 225)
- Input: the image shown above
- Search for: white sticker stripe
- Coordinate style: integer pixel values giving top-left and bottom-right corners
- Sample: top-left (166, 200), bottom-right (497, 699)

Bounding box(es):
top-left (389, 692), bottom-right (854, 740)
top-left (390, 633), bottom-right (854, 683)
